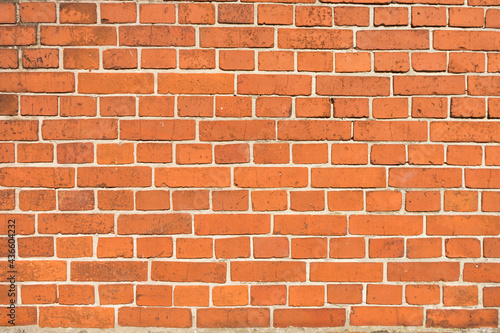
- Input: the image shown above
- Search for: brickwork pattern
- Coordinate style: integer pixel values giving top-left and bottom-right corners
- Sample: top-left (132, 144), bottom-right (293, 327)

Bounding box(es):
top-left (0, 0), bottom-right (499, 330)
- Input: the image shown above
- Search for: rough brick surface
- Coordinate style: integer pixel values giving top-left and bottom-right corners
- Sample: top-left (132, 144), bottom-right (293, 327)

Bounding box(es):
top-left (0, 0), bottom-right (499, 331)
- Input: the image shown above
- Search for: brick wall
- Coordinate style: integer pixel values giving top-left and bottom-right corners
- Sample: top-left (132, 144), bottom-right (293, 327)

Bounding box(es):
top-left (0, 0), bottom-right (499, 330)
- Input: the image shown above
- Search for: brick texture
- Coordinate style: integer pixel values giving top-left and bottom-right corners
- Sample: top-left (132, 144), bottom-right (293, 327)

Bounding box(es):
top-left (0, 0), bottom-right (499, 330)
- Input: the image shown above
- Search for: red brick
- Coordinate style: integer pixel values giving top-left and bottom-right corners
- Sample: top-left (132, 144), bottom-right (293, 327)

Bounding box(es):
top-left (141, 49), bottom-right (176, 69)
top-left (293, 143), bottom-right (328, 164)
top-left (238, 74), bottom-right (311, 96)
top-left (0, 94), bottom-right (18, 115)
top-left (212, 285), bottom-right (248, 306)
top-left (60, 96), bottom-right (97, 117)
top-left (59, 285), bottom-right (94, 305)
top-left (57, 236), bottom-right (93, 258)
top-left (117, 214), bottom-right (191, 235)
top-left (178, 3), bottom-right (215, 24)
top-left (172, 190), bottom-right (210, 211)
top-left (484, 287), bottom-right (500, 306)
top-left (317, 76), bottom-right (390, 96)
top-left (118, 307), bottom-right (191, 328)
top-left (258, 4), bottom-right (293, 25)
top-left (295, 6), bottom-right (332, 27)
top-left (195, 214), bottom-right (270, 235)
top-left (17, 143), bottom-right (53, 163)
top-left (176, 144), bottom-right (212, 165)
top-left (40, 307), bottom-right (113, 328)
top-left (483, 192), bottom-right (500, 212)
top-left (292, 237), bottom-right (327, 259)
top-left (370, 238), bottom-right (404, 258)
top-left (408, 144), bottom-right (444, 165)
top-left (434, 31), bottom-right (500, 51)
top-left (137, 237), bottom-right (173, 258)
top-left (213, 190), bottom-right (249, 211)
top-left (60, 3), bottom-right (97, 24)
top-left (101, 3), bottom-right (136, 23)
top-left (278, 120), bottom-right (351, 141)
top-left (0, 3), bottom-right (16, 24)
top-left (0, 72), bottom-right (74, 93)
top-left (20, 2), bottom-right (56, 23)
top-left (41, 26), bottom-right (116, 46)
top-left (220, 50), bottom-right (255, 71)
top-left (179, 49), bottom-right (215, 70)
top-left (357, 30), bottom-right (429, 50)
top-left (57, 143), bottom-right (94, 164)
top-left (103, 49), bottom-right (137, 70)
top-left (312, 168), bottom-right (386, 188)
top-left (351, 215), bottom-right (423, 235)
top-left (367, 284), bottom-right (403, 304)
top-left (335, 7), bottom-right (369, 26)
top-left (201, 27), bottom-right (273, 48)
top-left (39, 214), bottom-right (113, 234)
top-left (406, 285), bottom-right (440, 305)
top-left (464, 263), bottom-right (500, 283)
top-left (21, 284), bottom-right (57, 304)
top-left (327, 284), bottom-right (363, 304)
top-left (0, 26), bottom-right (36, 46)
top-left (374, 52), bottom-right (410, 72)
top-left (177, 238), bottom-right (213, 259)
top-left (215, 237), bottom-right (250, 259)
top-left (444, 191), bottom-right (478, 212)
top-left (23, 49), bottom-right (58, 68)
top-left (136, 285), bottom-right (172, 306)
top-left (331, 143), bottom-right (368, 165)
top-left (174, 286), bottom-right (209, 307)
top-left (389, 168), bottom-right (462, 188)
top-left (297, 52), bottom-right (333, 72)
top-left (275, 215), bottom-right (346, 235)
top-left (20, 190), bottom-right (56, 211)
top-left (406, 191), bottom-right (441, 213)
top-left (351, 306), bottom-right (423, 326)
top-left (427, 215), bottom-right (500, 235)
top-left (412, 7), bottom-right (446, 27)
top-left (371, 144), bottom-right (406, 165)
top-left (394, 75), bottom-right (465, 95)
top-left (79, 73), bottom-right (153, 94)
top-left (152, 262), bottom-right (226, 283)
top-left (427, 309), bottom-right (498, 328)
top-left (278, 28), bottom-right (352, 49)
top-left (218, 4), bottom-right (254, 24)
top-left (160, 73), bottom-right (233, 95)
top-left (388, 262), bottom-right (460, 281)
top-left (231, 261), bottom-right (306, 282)
top-left (0, 167), bottom-right (74, 188)
top-left (43, 119), bottom-right (117, 140)
top-left (139, 4), bottom-right (175, 23)
top-left (373, 98), bottom-right (408, 118)
top-left (251, 285), bottom-right (286, 305)
top-left (330, 237), bottom-right (364, 258)
top-left (235, 167), bottom-right (307, 188)
top-left (274, 309), bottom-right (345, 328)
top-left (412, 97), bottom-right (447, 118)
top-left (18, 236), bottom-right (54, 257)
top-left (311, 263), bottom-right (383, 282)
top-left (251, 190), bottom-right (288, 211)
top-left (374, 7), bottom-right (408, 26)
top-left (99, 284), bottom-right (133, 305)
top-left (412, 52), bottom-right (447, 71)
top-left (446, 238), bottom-right (481, 258)
top-left (407, 238), bottom-right (442, 258)
top-left (258, 51), bottom-right (294, 71)
top-left (63, 48), bottom-right (99, 70)
top-left (71, 261), bottom-right (147, 282)
top-left (198, 308), bottom-right (269, 328)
